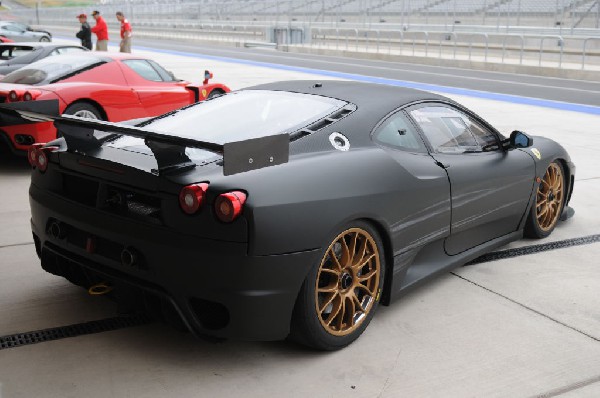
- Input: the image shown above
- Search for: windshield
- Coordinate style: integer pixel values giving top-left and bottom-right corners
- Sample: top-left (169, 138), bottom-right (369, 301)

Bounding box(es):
top-left (1, 55), bottom-right (103, 85)
top-left (140, 90), bottom-right (347, 143)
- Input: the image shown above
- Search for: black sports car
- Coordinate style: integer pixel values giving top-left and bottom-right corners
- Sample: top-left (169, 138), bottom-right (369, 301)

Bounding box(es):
top-left (0, 42), bottom-right (88, 75)
top-left (2, 81), bottom-right (575, 350)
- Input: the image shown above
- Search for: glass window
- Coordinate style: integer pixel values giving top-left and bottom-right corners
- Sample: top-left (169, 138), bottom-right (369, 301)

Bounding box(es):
top-left (10, 22), bottom-right (28, 31)
top-left (147, 59), bottom-right (177, 82)
top-left (1, 55), bottom-right (104, 85)
top-left (111, 90), bottom-right (347, 161)
top-left (122, 59), bottom-right (162, 82)
top-left (143, 90), bottom-right (346, 142)
top-left (2, 25), bottom-right (21, 32)
top-left (0, 45), bottom-right (35, 60)
top-left (410, 106), bottom-right (498, 153)
top-left (469, 119), bottom-right (499, 147)
top-left (374, 112), bottom-right (426, 152)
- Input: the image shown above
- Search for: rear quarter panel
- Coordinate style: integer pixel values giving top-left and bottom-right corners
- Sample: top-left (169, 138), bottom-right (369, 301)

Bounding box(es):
top-left (48, 61), bottom-right (147, 120)
top-left (202, 148), bottom-right (431, 257)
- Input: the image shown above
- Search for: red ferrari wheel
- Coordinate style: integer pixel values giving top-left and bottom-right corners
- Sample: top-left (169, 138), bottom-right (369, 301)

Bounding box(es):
top-left (64, 102), bottom-right (104, 121)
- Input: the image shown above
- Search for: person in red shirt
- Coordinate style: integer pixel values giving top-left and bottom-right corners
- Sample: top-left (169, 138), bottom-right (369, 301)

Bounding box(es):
top-left (90, 10), bottom-right (109, 51)
top-left (116, 11), bottom-right (132, 53)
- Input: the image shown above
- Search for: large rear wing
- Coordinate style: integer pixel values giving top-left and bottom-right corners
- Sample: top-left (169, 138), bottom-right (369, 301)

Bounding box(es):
top-left (0, 100), bottom-right (289, 176)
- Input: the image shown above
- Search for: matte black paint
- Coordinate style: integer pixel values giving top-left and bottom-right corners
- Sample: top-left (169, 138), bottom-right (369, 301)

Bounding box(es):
top-left (27, 80), bottom-right (574, 340)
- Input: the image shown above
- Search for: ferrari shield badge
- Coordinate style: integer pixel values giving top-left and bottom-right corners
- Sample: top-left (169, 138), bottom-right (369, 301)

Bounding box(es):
top-left (202, 89), bottom-right (208, 98)
top-left (531, 148), bottom-right (541, 160)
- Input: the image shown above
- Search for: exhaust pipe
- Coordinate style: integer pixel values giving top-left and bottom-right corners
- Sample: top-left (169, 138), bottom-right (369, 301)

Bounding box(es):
top-left (49, 221), bottom-right (65, 239)
top-left (88, 282), bottom-right (112, 296)
top-left (121, 247), bottom-right (138, 268)
top-left (15, 134), bottom-right (34, 145)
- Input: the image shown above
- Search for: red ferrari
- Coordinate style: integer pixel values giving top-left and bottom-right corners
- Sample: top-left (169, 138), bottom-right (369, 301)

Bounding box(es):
top-left (0, 52), bottom-right (230, 153)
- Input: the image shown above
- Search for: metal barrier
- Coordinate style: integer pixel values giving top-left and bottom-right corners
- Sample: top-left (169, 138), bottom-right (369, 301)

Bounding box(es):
top-left (2, 4), bottom-right (599, 71)
top-left (308, 28), bottom-right (599, 70)
top-left (582, 37), bottom-right (600, 69)
top-left (6, 0), bottom-right (600, 31)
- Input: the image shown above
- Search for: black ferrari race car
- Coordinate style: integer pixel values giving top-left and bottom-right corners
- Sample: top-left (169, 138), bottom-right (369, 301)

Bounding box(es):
top-left (2, 81), bottom-right (575, 350)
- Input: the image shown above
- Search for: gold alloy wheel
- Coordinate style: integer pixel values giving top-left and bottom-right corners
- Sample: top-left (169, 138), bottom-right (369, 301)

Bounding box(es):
top-left (315, 228), bottom-right (381, 336)
top-left (536, 163), bottom-right (564, 232)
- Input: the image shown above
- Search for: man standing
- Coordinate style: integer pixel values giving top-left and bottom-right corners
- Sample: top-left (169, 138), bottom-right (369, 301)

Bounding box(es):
top-left (75, 14), bottom-right (92, 50)
top-left (90, 10), bottom-right (109, 51)
top-left (116, 11), bottom-right (132, 53)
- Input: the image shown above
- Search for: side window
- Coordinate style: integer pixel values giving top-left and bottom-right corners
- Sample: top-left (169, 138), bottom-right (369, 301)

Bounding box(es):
top-left (468, 119), bottom-right (499, 147)
top-left (374, 111), bottom-right (426, 152)
top-left (409, 105), bottom-right (498, 153)
top-left (147, 59), bottom-right (176, 82)
top-left (12, 23), bottom-right (27, 31)
top-left (9, 47), bottom-right (35, 58)
top-left (122, 59), bottom-right (163, 82)
top-left (0, 48), bottom-right (11, 60)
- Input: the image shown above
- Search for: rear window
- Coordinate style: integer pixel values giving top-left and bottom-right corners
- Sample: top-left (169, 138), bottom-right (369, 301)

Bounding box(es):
top-left (1, 55), bottom-right (104, 85)
top-left (140, 90), bottom-right (347, 143)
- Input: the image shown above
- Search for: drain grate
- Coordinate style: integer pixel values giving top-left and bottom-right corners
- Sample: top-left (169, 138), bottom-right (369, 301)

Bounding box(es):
top-left (467, 234), bottom-right (600, 266)
top-left (0, 313), bottom-right (152, 350)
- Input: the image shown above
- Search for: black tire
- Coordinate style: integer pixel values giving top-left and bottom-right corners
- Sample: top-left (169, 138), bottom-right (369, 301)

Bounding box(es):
top-left (39, 36), bottom-right (51, 42)
top-left (63, 102), bottom-right (104, 121)
top-left (524, 160), bottom-right (566, 239)
top-left (290, 221), bottom-right (386, 350)
top-left (207, 89), bottom-right (224, 100)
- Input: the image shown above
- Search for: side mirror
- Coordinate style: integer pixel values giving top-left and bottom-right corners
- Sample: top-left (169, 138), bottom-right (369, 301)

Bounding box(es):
top-left (202, 69), bottom-right (213, 85)
top-left (509, 130), bottom-right (533, 148)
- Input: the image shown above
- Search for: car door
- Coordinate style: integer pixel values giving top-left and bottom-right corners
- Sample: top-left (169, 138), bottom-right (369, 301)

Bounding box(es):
top-left (372, 109), bottom-right (451, 254)
top-left (119, 59), bottom-right (192, 116)
top-left (407, 103), bottom-right (535, 255)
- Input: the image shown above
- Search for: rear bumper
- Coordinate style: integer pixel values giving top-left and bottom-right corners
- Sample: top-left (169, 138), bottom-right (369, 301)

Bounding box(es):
top-left (30, 183), bottom-right (318, 341)
top-left (1, 121), bottom-right (56, 152)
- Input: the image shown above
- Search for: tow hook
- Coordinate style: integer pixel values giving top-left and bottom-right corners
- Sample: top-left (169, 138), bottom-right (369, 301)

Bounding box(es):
top-left (88, 282), bottom-right (113, 296)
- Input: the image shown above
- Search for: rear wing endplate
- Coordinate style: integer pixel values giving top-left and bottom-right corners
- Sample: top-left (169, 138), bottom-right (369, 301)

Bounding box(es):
top-left (0, 99), bottom-right (289, 176)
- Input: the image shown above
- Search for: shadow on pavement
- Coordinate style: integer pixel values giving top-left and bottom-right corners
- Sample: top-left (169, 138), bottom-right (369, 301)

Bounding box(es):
top-left (0, 143), bottom-right (31, 175)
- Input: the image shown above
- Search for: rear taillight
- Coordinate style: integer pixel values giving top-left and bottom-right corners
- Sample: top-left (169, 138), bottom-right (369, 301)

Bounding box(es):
top-left (8, 90), bottom-right (21, 102)
top-left (27, 143), bottom-right (58, 172)
top-left (214, 191), bottom-right (247, 223)
top-left (179, 183), bottom-right (209, 214)
top-left (27, 143), bottom-right (44, 167)
top-left (23, 90), bottom-right (41, 101)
